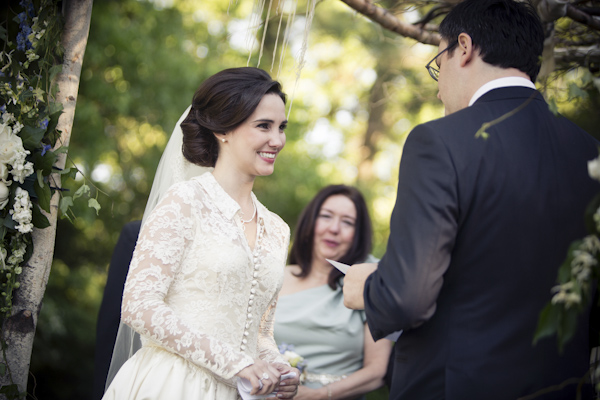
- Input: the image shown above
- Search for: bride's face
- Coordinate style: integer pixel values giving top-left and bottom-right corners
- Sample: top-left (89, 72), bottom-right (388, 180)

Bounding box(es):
top-left (219, 93), bottom-right (287, 177)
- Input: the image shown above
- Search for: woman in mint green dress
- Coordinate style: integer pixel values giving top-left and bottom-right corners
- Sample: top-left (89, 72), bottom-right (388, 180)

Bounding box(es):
top-left (274, 185), bottom-right (392, 400)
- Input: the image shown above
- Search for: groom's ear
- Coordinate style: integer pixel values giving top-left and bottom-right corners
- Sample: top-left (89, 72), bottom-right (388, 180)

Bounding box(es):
top-left (457, 33), bottom-right (475, 67)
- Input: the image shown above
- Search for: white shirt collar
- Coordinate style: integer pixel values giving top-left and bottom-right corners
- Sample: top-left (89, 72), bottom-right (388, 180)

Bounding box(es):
top-left (468, 77), bottom-right (536, 106)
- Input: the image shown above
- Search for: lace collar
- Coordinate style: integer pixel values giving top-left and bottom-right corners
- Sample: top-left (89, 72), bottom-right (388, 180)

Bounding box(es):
top-left (194, 172), bottom-right (275, 233)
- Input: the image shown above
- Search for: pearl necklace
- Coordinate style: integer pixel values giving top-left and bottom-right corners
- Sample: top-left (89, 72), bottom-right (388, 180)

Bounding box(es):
top-left (240, 199), bottom-right (257, 229)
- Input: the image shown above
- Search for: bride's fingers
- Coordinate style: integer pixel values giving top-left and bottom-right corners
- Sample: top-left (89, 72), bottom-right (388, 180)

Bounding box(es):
top-left (254, 372), bottom-right (275, 395)
top-left (259, 367), bottom-right (281, 392)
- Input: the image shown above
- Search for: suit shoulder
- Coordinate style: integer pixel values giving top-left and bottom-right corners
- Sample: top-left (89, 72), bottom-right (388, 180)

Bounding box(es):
top-left (122, 220), bottom-right (142, 242)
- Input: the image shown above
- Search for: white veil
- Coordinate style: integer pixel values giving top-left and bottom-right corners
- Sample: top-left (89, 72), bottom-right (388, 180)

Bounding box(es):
top-left (104, 106), bottom-right (212, 390)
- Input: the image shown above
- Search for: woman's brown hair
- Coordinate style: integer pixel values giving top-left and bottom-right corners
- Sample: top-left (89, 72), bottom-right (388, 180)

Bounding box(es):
top-left (290, 185), bottom-right (373, 289)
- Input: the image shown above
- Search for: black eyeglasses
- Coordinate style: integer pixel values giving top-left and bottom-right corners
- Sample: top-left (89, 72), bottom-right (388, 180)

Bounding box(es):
top-left (425, 42), bottom-right (457, 82)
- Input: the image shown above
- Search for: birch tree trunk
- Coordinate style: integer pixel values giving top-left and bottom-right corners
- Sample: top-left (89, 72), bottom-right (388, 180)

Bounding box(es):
top-left (0, 0), bottom-right (93, 396)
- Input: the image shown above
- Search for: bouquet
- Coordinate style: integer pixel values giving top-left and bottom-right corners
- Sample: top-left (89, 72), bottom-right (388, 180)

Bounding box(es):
top-left (278, 343), bottom-right (307, 373)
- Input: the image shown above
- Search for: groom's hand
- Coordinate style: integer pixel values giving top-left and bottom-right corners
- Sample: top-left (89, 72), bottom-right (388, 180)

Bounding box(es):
top-left (343, 262), bottom-right (377, 310)
top-left (266, 363), bottom-right (299, 399)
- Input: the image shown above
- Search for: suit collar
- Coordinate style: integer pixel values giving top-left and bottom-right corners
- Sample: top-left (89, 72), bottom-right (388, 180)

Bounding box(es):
top-left (473, 86), bottom-right (543, 105)
top-left (469, 77), bottom-right (536, 106)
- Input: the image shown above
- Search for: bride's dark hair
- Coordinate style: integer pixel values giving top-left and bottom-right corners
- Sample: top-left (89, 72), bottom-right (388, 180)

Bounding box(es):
top-left (181, 67), bottom-right (286, 167)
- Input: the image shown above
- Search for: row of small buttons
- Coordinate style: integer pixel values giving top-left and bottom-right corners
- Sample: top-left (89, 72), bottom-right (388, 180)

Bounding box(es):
top-left (241, 217), bottom-right (265, 352)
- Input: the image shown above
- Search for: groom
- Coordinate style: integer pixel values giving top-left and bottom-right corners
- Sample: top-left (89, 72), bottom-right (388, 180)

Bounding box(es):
top-left (343, 0), bottom-right (599, 399)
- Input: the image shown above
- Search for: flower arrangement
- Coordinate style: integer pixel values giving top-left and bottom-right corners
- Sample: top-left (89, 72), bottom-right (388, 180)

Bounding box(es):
top-left (0, 1), bottom-right (97, 396)
top-left (534, 152), bottom-right (600, 387)
top-left (278, 342), bottom-right (307, 373)
top-left (0, 0), bottom-right (65, 318)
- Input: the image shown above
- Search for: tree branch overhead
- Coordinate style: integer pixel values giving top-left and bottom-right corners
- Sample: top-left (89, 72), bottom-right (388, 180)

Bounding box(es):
top-left (340, 0), bottom-right (441, 45)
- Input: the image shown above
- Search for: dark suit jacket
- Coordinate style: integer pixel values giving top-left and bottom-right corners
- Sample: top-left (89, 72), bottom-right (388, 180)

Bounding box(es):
top-left (364, 87), bottom-right (598, 400)
top-left (92, 220), bottom-right (141, 400)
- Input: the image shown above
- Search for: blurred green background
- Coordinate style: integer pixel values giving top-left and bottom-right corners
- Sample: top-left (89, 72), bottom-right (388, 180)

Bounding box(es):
top-left (23, 0), bottom-right (599, 399)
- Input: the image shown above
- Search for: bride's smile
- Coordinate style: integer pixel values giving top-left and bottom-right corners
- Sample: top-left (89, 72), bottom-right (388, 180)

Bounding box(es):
top-left (217, 93), bottom-right (287, 178)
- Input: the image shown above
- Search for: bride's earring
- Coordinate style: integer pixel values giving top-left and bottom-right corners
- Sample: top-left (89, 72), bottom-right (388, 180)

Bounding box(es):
top-left (221, 138), bottom-right (226, 143)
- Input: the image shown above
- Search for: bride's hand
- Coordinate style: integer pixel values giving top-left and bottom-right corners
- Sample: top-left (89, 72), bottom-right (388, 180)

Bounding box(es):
top-left (236, 359), bottom-right (281, 395)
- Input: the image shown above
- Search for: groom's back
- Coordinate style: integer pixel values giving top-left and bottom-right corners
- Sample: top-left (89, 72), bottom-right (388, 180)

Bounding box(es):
top-left (392, 87), bottom-right (598, 400)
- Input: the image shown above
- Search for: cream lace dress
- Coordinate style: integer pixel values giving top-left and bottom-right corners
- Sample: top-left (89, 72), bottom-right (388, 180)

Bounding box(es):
top-left (103, 172), bottom-right (290, 400)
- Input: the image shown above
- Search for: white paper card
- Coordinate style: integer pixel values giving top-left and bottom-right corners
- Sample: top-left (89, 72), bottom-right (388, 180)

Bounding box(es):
top-left (326, 259), bottom-right (350, 274)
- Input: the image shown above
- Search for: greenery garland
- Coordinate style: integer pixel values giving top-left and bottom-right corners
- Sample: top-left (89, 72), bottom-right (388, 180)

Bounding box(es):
top-left (0, 0), bottom-right (96, 397)
top-left (534, 153), bottom-right (600, 389)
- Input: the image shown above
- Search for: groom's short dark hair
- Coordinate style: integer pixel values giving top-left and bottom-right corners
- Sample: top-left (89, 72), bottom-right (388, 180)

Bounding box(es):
top-left (439, 0), bottom-right (545, 82)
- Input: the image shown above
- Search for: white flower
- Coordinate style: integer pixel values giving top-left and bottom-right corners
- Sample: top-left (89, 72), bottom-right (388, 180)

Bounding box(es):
top-left (0, 125), bottom-right (33, 183)
top-left (571, 250), bottom-right (595, 283)
top-left (0, 124), bottom-right (23, 164)
top-left (9, 187), bottom-right (33, 234)
top-left (26, 50), bottom-right (39, 63)
top-left (6, 240), bottom-right (27, 268)
top-left (588, 156), bottom-right (600, 182)
top-left (281, 350), bottom-right (307, 371)
top-left (551, 282), bottom-right (582, 308)
top-left (0, 163), bottom-right (9, 182)
top-left (0, 247), bottom-right (6, 269)
top-left (0, 121), bottom-right (12, 137)
top-left (12, 122), bottom-right (23, 134)
top-left (10, 159), bottom-right (34, 184)
top-left (572, 249), bottom-right (597, 269)
top-left (0, 181), bottom-right (10, 210)
top-left (582, 235), bottom-right (600, 254)
top-left (1, 113), bottom-right (14, 124)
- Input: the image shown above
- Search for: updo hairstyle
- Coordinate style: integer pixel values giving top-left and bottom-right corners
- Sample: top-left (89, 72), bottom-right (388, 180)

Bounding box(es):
top-left (181, 67), bottom-right (286, 167)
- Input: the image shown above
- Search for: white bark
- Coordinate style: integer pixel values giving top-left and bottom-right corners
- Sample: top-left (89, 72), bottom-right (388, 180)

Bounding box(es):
top-left (0, 0), bottom-right (93, 395)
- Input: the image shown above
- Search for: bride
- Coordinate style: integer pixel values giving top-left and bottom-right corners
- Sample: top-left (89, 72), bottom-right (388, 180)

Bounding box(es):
top-left (102, 67), bottom-right (300, 399)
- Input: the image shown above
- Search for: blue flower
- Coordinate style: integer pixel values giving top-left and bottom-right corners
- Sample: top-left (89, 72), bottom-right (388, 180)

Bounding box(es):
top-left (41, 144), bottom-right (52, 156)
top-left (17, 26), bottom-right (33, 51)
top-left (16, 5), bottom-right (33, 52)
top-left (278, 342), bottom-right (295, 353)
top-left (19, 0), bottom-right (35, 18)
top-left (39, 118), bottom-right (49, 129)
top-left (0, 105), bottom-right (5, 113)
top-left (17, 32), bottom-right (28, 51)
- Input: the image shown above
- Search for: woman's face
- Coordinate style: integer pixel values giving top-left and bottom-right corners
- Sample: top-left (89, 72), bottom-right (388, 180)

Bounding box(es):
top-left (219, 93), bottom-right (287, 177)
top-left (312, 194), bottom-right (357, 263)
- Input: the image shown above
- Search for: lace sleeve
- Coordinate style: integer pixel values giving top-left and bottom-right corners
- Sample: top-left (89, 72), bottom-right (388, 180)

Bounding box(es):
top-left (257, 296), bottom-right (288, 365)
top-left (257, 226), bottom-right (290, 365)
top-left (121, 183), bottom-right (254, 379)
